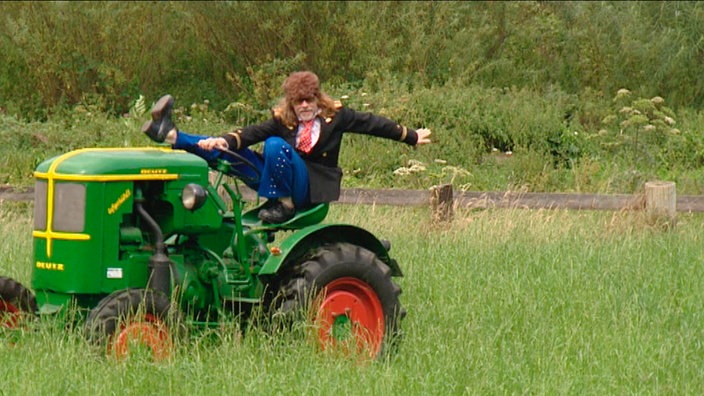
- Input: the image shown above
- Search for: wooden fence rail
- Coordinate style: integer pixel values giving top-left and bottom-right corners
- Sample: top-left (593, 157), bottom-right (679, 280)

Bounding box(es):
top-left (4, 185), bottom-right (704, 212)
top-left (338, 188), bottom-right (704, 212)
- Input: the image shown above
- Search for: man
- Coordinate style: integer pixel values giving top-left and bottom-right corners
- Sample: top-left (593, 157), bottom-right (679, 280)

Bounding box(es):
top-left (142, 71), bottom-right (431, 223)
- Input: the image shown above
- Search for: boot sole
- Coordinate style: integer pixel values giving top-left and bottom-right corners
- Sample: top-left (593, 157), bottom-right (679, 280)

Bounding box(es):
top-left (141, 120), bottom-right (153, 133)
top-left (151, 95), bottom-right (174, 121)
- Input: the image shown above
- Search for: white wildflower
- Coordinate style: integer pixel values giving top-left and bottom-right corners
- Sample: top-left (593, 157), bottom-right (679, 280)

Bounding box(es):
top-left (643, 124), bottom-right (656, 132)
top-left (394, 160), bottom-right (426, 176)
top-left (393, 167), bottom-right (410, 176)
top-left (664, 116), bottom-right (675, 126)
top-left (458, 183), bottom-right (473, 192)
top-left (651, 96), bottom-right (665, 105)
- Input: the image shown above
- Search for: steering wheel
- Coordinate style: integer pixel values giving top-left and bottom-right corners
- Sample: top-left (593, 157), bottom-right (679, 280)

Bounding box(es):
top-left (213, 148), bottom-right (262, 186)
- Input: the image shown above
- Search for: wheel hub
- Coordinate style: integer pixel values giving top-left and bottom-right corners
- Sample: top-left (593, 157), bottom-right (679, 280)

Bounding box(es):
top-left (331, 309), bottom-right (352, 340)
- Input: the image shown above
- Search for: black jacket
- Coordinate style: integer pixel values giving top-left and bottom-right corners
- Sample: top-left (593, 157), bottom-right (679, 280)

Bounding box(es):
top-left (223, 106), bottom-right (419, 203)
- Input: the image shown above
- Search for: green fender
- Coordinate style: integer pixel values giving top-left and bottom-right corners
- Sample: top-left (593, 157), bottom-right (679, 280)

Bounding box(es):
top-left (258, 224), bottom-right (403, 277)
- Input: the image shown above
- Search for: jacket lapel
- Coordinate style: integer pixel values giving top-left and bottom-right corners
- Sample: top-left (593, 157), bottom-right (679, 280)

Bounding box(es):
top-left (310, 116), bottom-right (332, 151)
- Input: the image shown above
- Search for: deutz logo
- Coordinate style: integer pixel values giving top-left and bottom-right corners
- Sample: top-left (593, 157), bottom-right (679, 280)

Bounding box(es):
top-left (140, 169), bottom-right (168, 174)
top-left (108, 189), bottom-right (132, 215)
top-left (36, 261), bottom-right (65, 271)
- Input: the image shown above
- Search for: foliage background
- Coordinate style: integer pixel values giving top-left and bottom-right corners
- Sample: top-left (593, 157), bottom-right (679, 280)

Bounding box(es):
top-left (1, 1), bottom-right (704, 194)
top-left (2, 4), bottom-right (704, 392)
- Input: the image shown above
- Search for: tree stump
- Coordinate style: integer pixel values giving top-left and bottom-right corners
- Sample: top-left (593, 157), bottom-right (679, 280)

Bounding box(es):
top-left (430, 184), bottom-right (453, 223)
top-left (644, 181), bottom-right (676, 228)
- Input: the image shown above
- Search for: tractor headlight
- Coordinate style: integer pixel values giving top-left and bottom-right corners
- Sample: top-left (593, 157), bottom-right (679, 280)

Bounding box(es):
top-left (181, 184), bottom-right (207, 210)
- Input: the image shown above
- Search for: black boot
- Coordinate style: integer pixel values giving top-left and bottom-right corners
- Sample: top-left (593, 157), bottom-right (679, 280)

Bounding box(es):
top-left (141, 94), bottom-right (176, 143)
top-left (258, 200), bottom-right (296, 223)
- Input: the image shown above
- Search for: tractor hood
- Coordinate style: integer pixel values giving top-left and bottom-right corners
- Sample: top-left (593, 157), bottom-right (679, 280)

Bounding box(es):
top-left (34, 147), bottom-right (208, 181)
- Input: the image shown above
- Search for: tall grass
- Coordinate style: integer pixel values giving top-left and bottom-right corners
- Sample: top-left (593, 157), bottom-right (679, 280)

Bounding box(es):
top-left (1, 201), bottom-right (703, 394)
top-left (0, 202), bottom-right (33, 281)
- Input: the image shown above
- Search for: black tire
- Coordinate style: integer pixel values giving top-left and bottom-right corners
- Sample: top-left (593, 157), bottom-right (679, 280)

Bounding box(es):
top-left (274, 243), bottom-right (405, 359)
top-left (84, 289), bottom-right (182, 360)
top-left (0, 276), bottom-right (37, 329)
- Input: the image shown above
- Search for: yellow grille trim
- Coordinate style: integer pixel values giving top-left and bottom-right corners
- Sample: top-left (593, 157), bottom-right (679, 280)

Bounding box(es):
top-left (34, 147), bottom-right (181, 257)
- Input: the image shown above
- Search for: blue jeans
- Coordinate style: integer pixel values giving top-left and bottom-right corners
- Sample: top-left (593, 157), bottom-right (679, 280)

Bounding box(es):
top-left (174, 132), bottom-right (310, 208)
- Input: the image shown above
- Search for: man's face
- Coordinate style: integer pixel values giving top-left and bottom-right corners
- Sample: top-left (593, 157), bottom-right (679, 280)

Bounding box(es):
top-left (293, 97), bottom-right (319, 122)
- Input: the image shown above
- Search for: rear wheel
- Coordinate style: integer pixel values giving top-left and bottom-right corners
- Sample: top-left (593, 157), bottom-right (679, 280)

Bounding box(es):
top-left (275, 243), bottom-right (405, 359)
top-left (85, 289), bottom-right (181, 360)
top-left (0, 276), bottom-right (37, 329)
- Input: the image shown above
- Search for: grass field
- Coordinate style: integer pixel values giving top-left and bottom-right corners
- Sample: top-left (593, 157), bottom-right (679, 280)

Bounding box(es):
top-left (1, 200), bottom-right (703, 394)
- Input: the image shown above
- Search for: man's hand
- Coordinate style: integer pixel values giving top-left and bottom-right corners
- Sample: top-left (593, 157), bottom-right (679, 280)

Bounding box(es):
top-left (197, 137), bottom-right (229, 151)
top-left (416, 128), bottom-right (432, 145)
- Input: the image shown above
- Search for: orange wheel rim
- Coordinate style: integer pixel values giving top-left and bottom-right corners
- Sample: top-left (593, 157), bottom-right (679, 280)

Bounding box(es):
top-left (111, 313), bottom-right (172, 361)
top-left (314, 277), bottom-right (384, 358)
top-left (0, 301), bottom-right (20, 329)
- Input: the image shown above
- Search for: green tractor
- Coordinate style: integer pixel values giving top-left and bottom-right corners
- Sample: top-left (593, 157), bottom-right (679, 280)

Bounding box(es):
top-left (0, 146), bottom-right (405, 359)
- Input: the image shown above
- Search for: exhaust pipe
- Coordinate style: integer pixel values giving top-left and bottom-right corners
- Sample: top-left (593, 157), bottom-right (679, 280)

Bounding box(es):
top-left (135, 200), bottom-right (171, 295)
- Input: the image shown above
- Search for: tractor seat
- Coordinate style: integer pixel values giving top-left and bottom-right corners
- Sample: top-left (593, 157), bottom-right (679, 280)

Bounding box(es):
top-left (242, 202), bottom-right (329, 230)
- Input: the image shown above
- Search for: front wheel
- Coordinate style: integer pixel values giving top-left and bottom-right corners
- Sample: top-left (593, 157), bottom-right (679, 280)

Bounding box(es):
top-left (0, 276), bottom-right (37, 329)
top-left (276, 243), bottom-right (405, 359)
top-left (84, 289), bottom-right (181, 360)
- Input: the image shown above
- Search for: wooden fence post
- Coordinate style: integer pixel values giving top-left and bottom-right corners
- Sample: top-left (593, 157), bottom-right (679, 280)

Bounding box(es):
top-left (430, 184), bottom-right (453, 223)
top-left (209, 171), bottom-right (232, 207)
top-left (645, 180), bottom-right (676, 228)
